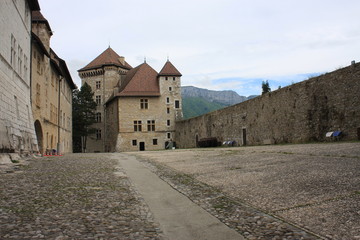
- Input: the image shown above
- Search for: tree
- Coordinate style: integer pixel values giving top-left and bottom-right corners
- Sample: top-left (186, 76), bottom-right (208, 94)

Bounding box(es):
top-left (72, 83), bottom-right (97, 153)
top-left (262, 80), bottom-right (271, 95)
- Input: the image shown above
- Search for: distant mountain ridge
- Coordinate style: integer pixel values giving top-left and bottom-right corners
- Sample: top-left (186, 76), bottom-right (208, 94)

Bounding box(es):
top-left (182, 86), bottom-right (256, 105)
top-left (181, 86), bottom-right (257, 119)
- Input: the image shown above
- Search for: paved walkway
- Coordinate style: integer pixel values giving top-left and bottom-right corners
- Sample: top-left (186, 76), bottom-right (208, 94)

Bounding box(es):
top-left (116, 154), bottom-right (244, 240)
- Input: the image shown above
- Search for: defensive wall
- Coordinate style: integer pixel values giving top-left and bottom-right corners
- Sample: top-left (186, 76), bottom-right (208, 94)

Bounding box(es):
top-left (175, 62), bottom-right (360, 148)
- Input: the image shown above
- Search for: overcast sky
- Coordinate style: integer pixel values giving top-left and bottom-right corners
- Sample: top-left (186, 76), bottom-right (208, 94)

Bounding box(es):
top-left (38, 0), bottom-right (360, 96)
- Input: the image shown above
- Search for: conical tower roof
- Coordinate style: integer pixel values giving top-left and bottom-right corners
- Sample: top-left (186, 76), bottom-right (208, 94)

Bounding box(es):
top-left (79, 47), bottom-right (132, 71)
top-left (158, 60), bottom-right (182, 76)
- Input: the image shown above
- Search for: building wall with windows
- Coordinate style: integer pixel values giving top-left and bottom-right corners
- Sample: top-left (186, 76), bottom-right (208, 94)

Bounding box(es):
top-left (106, 94), bottom-right (179, 151)
top-left (31, 11), bottom-right (76, 154)
top-left (78, 50), bottom-right (131, 152)
top-left (105, 62), bottom-right (182, 152)
top-left (0, 0), bottom-right (40, 154)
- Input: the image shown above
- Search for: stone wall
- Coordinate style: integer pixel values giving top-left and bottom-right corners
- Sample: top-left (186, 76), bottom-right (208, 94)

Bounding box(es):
top-left (0, 0), bottom-right (38, 154)
top-left (175, 62), bottom-right (360, 148)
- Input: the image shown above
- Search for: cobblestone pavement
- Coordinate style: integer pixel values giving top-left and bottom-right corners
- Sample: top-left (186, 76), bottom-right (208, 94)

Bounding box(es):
top-left (130, 142), bottom-right (360, 240)
top-left (0, 154), bottom-right (163, 240)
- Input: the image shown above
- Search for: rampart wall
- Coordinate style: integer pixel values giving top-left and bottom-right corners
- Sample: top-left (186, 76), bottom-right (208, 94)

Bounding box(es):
top-left (175, 62), bottom-right (360, 148)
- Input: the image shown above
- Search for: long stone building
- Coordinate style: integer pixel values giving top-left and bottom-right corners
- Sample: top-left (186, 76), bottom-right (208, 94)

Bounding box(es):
top-left (0, 0), bottom-right (40, 155)
top-left (78, 48), bottom-right (182, 152)
top-left (176, 62), bottom-right (360, 148)
top-left (31, 10), bottom-right (76, 154)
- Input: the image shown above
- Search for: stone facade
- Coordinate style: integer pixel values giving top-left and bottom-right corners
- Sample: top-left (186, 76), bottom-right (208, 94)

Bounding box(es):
top-left (78, 49), bottom-right (130, 152)
top-left (176, 62), bottom-right (360, 148)
top-left (0, 0), bottom-right (40, 154)
top-left (31, 11), bottom-right (76, 155)
top-left (79, 48), bottom-right (182, 152)
top-left (106, 75), bottom-right (182, 152)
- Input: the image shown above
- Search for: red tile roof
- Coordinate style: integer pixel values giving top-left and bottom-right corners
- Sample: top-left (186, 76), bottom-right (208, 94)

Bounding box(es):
top-left (79, 47), bottom-right (132, 71)
top-left (116, 63), bottom-right (160, 97)
top-left (158, 60), bottom-right (182, 76)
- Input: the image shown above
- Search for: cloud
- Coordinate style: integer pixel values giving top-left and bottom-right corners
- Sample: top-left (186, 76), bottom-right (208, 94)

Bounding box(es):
top-left (38, 0), bottom-right (360, 96)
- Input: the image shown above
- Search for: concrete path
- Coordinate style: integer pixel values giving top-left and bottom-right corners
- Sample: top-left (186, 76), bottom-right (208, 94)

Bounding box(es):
top-left (116, 153), bottom-right (244, 240)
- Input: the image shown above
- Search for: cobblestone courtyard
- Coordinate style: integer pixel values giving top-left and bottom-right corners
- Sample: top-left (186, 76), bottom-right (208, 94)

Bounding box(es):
top-left (132, 142), bottom-right (360, 239)
top-left (0, 142), bottom-right (359, 239)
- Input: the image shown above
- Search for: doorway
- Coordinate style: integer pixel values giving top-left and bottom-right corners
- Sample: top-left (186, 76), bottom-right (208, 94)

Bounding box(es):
top-left (34, 120), bottom-right (43, 153)
top-left (139, 142), bottom-right (145, 151)
top-left (242, 128), bottom-right (247, 146)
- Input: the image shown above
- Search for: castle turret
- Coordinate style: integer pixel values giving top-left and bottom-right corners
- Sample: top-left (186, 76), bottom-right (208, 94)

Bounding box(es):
top-left (158, 60), bottom-right (183, 121)
top-left (78, 47), bottom-right (132, 152)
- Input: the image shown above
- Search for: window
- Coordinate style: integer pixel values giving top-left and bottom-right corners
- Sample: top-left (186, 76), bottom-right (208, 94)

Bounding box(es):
top-left (175, 100), bottom-right (180, 109)
top-left (134, 120), bottom-right (142, 132)
top-left (153, 139), bottom-right (158, 145)
top-left (132, 140), bottom-right (137, 146)
top-left (96, 81), bottom-right (101, 89)
top-left (11, 35), bottom-right (16, 68)
top-left (96, 95), bottom-right (101, 105)
top-left (14, 96), bottom-right (19, 119)
top-left (167, 108), bottom-right (170, 114)
top-left (140, 99), bottom-right (148, 109)
top-left (35, 83), bottom-right (41, 107)
top-left (95, 112), bottom-right (101, 122)
top-left (169, 87), bottom-right (172, 91)
top-left (18, 46), bottom-right (22, 76)
top-left (147, 120), bottom-right (155, 131)
top-left (166, 97), bottom-right (170, 103)
top-left (173, 77), bottom-right (176, 81)
top-left (24, 55), bottom-right (28, 78)
top-left (165, 77), bottom-right (168, 80)
top-left (167, 120), bottom-right (170, 126)
top-left (96, 129), bottom-right (102, 140)
top-left (167, 132), bottom-right (171, 139)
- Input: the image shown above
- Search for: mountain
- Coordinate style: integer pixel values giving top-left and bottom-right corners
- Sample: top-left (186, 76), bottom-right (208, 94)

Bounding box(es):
top-left (182, 86), bottom-right (247, 105)
top-left (182, 97), bottom-right (229, 120)
top-left (181, 86), bottom-right (257, 119)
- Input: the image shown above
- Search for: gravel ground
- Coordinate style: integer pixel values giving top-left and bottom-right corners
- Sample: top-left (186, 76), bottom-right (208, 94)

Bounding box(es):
top-left (131, 142), bottom-right (360, 240)
top-left (0, 154), bottom-right (163, 240)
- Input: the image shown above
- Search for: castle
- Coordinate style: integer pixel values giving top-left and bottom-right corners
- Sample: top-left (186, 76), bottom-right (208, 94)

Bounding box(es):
top-left (78, 48), bottom-right (182, 152)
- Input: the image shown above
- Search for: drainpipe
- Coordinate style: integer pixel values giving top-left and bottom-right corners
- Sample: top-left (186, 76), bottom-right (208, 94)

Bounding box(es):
top-left (57, 76), bottom-right (62, 154)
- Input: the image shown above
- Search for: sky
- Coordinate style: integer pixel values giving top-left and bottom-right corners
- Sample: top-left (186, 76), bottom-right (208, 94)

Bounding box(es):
top-left (38, 0), bottom-right (360, 96)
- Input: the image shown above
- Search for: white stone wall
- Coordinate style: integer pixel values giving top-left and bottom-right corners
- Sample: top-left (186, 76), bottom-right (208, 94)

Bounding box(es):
top-left (0, 0), bottom-right (37, 153)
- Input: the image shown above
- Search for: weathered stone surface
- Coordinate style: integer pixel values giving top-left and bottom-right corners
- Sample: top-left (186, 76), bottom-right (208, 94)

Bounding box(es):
top-left (0, 154), bottom-right (163, 239)
top-left (176, 63), bottom-right (360, 147)
top-left (131, 142), bottom-right (360, 239)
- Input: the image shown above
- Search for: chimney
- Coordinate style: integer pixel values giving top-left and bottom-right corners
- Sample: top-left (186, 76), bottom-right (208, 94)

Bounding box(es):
top-left (119, 56), bottom-right (125, 65)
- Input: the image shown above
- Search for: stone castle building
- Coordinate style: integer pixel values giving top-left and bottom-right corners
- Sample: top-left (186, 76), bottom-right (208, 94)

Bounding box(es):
top-left (0, 0), bottom-right (40, 155)
top-left (31, 11), bottom-right (76, 154)
top-left (78, 48), bottom-right (182, 152)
